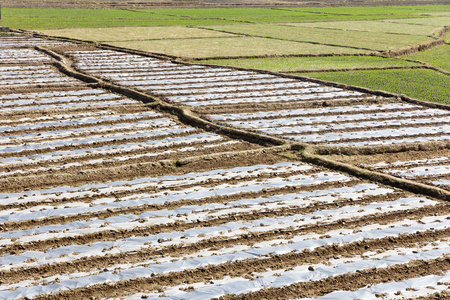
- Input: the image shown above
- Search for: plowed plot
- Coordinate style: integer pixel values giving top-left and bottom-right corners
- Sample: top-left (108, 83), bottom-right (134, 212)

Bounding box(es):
top-left (0, 48), bottom-right (53, 64)
top-left (65, 49), bottom-right (450, 148)
top-left (0, 35), bottom-right (71, 48)
top-left (3, 36), bottom-right (450, 300)
top-left (2, 158), bottom-right (450, 300)
top-left (0, 65), bottom-right (81, 90)
top-left (328, 149), bottom-right (450, 192)
top-left (0, 87), bottom-right (257, 188)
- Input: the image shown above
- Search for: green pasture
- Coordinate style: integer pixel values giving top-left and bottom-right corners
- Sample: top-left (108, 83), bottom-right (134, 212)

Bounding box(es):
top-left (299, 69), bottom-right (450, 105)
top-left (198, 56), bottom-right (421, 72)
top-left (0, 5), bottom-right (448, 104)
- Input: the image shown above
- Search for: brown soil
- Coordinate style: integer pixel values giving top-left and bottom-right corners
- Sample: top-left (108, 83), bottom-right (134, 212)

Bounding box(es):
top-left (1, 34), bottom-right (450, 300)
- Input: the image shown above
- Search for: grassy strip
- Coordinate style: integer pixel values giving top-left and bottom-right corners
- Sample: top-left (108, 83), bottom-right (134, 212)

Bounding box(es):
top-left (405, 44), bottom-right (450, 72)
top-left (297, 69), bottom-right (450, 105)
top-left (197, 55), bottom-right (420, 72)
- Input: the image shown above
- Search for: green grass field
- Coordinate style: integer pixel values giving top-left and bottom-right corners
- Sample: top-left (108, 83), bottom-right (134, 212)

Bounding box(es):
top-left (0, 5), bottom-right (448, 104)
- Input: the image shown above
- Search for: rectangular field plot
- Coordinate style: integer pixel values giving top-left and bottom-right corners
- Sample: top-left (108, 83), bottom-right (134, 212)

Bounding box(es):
top-left (0, 35), bottom-right (72, 47)
top-left (0, 48), bottom-right (53, 64)
top-left (107, 36), bottom-right (371, 58)
top-left (302, 69), bottom-right (450, 105)
top-left (406, 44), bottom-right (450, 72)
top-left (0, 65), bottom-right (81, 89)
top-left (65, 49), bottom-right (375, 105)
top-left (198, 55), bottom-right (420, 72)
top-left (202, 24), bottom-right (432, 52)
top-left (285, 20), bottom-right (439, 36)
top-left (208, 102), bottom-right (450, 147)
top-left (1, 155), bottom-right (449, 299)
top-left (40, 26), bottom-right (238, 43)
top-left (381, 16), bottom-right (450, 27)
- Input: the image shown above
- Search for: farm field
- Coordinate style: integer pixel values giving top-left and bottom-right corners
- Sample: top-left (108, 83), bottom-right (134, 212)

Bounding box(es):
top-left (1, 2), bottom-right (450, 299)
top-left (294, 69), bottom-right (450, 105)
top-left (0, 32), bottom-right (450, 300)
top-left (405, 44), bottom-right (450, 72)
top-left (1, 5), bottom-right (449, 104)
top-left (197, 56), bottom-right (422, 72)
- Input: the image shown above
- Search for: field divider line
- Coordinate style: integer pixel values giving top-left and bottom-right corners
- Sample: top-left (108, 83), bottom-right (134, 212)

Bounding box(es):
top-left (297, 144), bottom-right (450, 202)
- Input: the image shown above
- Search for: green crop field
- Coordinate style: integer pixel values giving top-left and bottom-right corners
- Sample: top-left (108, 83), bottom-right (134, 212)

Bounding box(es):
top-left (198, 56), bottom-right (421, 72)
top-left (405, 45), bottom-right (450, 72)
top-left (298, 69), bottom-right (450, 105)
top-left (41, 26), bottom-right (236, 42)
top-left (0, 4), bottom-right (448, 104)
top-left (202, 23), bottom-right (433, 51)
top-left (285, 20), bottom-right (439, 36)
top-left (107, 37), bottom-right (372, 58)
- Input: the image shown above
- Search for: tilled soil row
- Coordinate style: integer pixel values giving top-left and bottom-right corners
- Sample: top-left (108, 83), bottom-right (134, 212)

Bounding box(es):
top-left (0, 199), bottom-right (446, 260)
top-left (2, 215), bottom-right (448, 287)
top-left (0, 166), bottom-right (329, 230)
top-left (201, 102), bottom-right (425, 120)
top-left (266, 121), bottom-right (450, 137)
top-left (220, 257), bottom-right (450, 300)
top-left (0, 128), bottom-right (204, 158)
top-left (195, 97), bottom-right (384, 115)
top-left (0, 141), bottom-right (258, 183)
top-left (31, 227), bottom-right (450, 300)
top-left (0, 147), bottom-right (289, 193)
